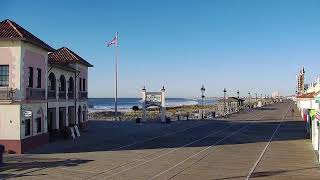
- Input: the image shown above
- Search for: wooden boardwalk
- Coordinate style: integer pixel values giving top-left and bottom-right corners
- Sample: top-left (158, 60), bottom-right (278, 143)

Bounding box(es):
top-left (1, 102), bottom-right (319, 180)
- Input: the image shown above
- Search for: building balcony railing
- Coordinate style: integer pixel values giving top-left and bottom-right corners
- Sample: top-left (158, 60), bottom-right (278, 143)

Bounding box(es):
top-left (26, 88), bottom-right (45, 100)
top-left (78, 91), bottom-right (88, 99)
top-left (0, 88), bottom-right (16, 100)
top-left (48, 90), bottom-right (56, 99)
top-left (59, 91), bottom-right (66, 99)
top-left (68, 91), bottom-right (74, 99)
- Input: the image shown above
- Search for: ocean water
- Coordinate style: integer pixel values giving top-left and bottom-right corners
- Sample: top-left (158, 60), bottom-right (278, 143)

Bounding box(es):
top-left (88, 98), bottom-right (217, 112)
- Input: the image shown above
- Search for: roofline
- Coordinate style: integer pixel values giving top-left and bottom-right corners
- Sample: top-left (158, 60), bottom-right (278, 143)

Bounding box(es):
top-left (78, 61), bottom-right (94, 67)
top-left (0, 19), bottom-right (55, 52)
top-left (51, 47), bottom-right (93, 67)
top-left (23, 39), bottom-right (55, 52)
top-left (0, 38), bottom-right (55, 52)
top-left (6, 19), bottom-right (23, 37)
top-left (63, 47), bottom-right (93, 67)
top-left (71, 58), bottom-right (93, 67)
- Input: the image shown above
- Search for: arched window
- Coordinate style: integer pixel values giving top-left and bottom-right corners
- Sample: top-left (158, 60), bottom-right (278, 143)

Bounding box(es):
top-left (48, 73), bottom-right (56, 99)
top-left (83, 105), bottom-right (87, 122)
top-left (59, 75), bottom-right (66, 92)
top-left (68, 77), bottom-right (74, 99)
top-left (83, 78), bottom-right (86, 91)
top-left (78, 106), bottom-right (82, 123)
top-left (68, 77), bottom-right (74, 92)
top-left (59, 75), bottom-right (66, 99)
top-left (48, 73), bottom-right (56, 91)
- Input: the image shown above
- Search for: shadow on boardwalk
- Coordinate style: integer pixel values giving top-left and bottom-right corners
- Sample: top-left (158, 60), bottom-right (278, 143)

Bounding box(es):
top-left (0, 157), bottom-right (93, 179)
top-left (26, 116), bottom-right (308, 154)
top-left (210, 166), bottom-right (319, 180)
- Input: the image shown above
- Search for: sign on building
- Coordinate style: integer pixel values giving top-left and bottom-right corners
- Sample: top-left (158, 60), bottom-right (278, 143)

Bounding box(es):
top-left (23, 111), bottom-right (32, 117)
top-left (142, 86), bottom-right (166, 123)
top-left (146, 92), bottom-right (162, 107)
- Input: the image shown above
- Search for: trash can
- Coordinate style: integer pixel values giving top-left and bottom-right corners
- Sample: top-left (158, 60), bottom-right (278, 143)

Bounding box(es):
top-left (166, 117), bottom-right (171, 124)
top-left (0, 144), bottom-right (4, 166)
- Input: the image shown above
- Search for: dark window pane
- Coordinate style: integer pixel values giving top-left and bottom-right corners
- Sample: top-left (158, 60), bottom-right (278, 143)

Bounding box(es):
top-left (0, 65), bottom-right (9, 86)
top-left (83, 79), bottom-right (86, 91)
top-left (36, 118), bottom-right (41, 133)
top-left (28, 67), bottom-right (33, 88)
top-left (25, 119), bottom-right (31, 136)
top-left (37, 68), bottom-right (41, 88)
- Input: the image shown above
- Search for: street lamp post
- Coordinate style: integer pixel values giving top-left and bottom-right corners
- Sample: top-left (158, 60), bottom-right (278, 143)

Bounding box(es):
top-left (248, 92), bottom-right (251, 108)
top-left (237, 90), bottom-right (240, 111)
top-left (201, 85), bottom-right (206, 119)
top-left (223, 88), bottom-right (227, 116)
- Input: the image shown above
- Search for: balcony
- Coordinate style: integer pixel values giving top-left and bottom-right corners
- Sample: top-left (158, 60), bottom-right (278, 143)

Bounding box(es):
top-left (78, 91), bottom-right (88, 99)
top-left (26, 88), bottom-right (45, 100)
top-left (68, 91), bottom-right (74, 99)
top-left (0, 88), bottom-right (16, 100)
top-left (59, 91), bottom-right (66, 99)
top-left (48, 90), bottom-right (56, 99)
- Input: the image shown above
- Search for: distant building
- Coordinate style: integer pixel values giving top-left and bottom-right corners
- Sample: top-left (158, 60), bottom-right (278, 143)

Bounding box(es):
top-left (0, 19), bottom-right (93, 153)
top-left (271, 91), bottom-right (280, 99)
top-left (296, 67), bottom-right (305, 95)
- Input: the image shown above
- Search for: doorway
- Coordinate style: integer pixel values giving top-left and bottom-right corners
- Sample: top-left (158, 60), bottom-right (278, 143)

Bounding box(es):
top-left (68, 106), bottom-right (75, 125)
top-left (47, 108), bottom-right (56, 133)
top-left (59, 107), bottom-right (66, 129)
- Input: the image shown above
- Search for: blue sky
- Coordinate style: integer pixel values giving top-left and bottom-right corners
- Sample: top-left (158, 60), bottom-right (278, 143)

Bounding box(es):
top-left (1, 0), bottom-right (320, 98)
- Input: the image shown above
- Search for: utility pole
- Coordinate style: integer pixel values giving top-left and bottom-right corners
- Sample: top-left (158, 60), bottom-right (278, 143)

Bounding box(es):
top-left (223, 88), bottom-right (227, 116)
top-left (248, 92), bottom-right (251, 109)
top-left (201, 85), bottom-right (205, 120)
top-left (237, 90), bottom-right (240, 111)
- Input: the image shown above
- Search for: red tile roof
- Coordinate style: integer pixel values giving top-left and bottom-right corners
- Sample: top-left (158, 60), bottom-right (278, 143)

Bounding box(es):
top-left (296, 92), bottom-right (316, 99)
top-left (49, 47), bottom-right (93, 67)
top-left (0, 19), bottom-right (54, 51)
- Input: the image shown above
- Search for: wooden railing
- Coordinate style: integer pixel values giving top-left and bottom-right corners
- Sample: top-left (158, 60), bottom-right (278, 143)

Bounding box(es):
top-left (26, 88), bottom-right (45, 100)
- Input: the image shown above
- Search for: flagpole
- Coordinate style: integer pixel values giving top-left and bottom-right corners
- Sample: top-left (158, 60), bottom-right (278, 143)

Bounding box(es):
top-left (115, 32), bottom-right (119, 121)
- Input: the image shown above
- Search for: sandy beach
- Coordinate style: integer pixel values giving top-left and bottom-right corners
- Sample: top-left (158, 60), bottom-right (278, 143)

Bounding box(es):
top-left (88, 104), bottom-right (221, 121)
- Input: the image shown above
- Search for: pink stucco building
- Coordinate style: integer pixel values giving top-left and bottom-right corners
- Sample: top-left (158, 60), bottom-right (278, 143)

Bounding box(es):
top-left (0, 19), bottom-right (93, 153)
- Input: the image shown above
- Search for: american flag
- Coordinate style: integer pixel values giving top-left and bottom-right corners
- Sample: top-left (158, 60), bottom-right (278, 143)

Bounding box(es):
top-left (316, 111), bottom-right (320, 120)
top-left (107, 33), bottom-right (118, 47)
